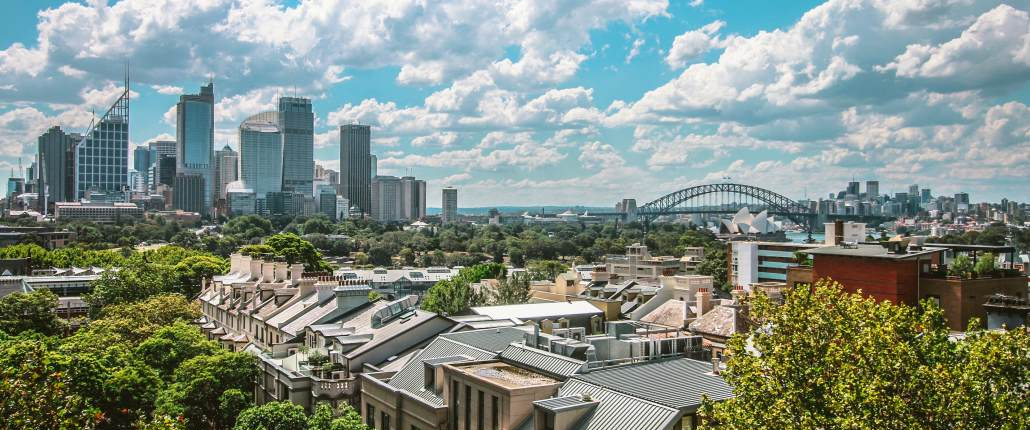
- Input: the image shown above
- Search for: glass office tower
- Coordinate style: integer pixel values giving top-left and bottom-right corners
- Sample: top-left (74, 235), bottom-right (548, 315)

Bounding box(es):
top-left (239, 112), bottom-right (283, 212)
top-left (279, 97), bottom-right (314, 197)
top-left (175, 83), bottom-right (215, 214)
top-left (75, 86), bottom-right (129, 200)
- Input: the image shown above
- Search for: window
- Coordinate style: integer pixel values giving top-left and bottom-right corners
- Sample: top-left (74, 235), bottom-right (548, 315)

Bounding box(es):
top-left (366, 404), bottom-right (376, 428)
top-left (464, 385), bottom-right (471, 430)
top-left (477, 391), bottom-right (484, 430)
top-left (543, 411), bottom-right (556, 430)
top-left (381, 412), bottom-right (391, 430)
top-left (491, 396), bottom-right (499, 430)
top-left (451, 381), bottom-right (459, 430)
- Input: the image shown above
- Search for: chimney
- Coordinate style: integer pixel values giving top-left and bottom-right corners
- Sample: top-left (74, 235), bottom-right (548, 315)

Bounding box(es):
top-left (297, 276), bottom-right (317, 297)
top-left (274, 261), bottom-right (289, 282)
top-left (711, 356), bottom-right (721, 375)
top-left (731, 285), bottom-right (745, 304)
top-left (249, 258), bottom-right (262, 281)
top-left (696, 287), bottom-right (712, 317)
top-left (230, 253), bottom-right (242, 273)
top-left (261, 262), bottom-right (275, 283)
top-left (289, 264), bottom-right (305, 285)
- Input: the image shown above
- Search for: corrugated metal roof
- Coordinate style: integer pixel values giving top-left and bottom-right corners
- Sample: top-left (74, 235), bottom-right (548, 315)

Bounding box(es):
top-left (571, 358), bottom-right (732, 411)
top-left (470, 301), bottom-right (602, 321)
top-left (439, 327), bottom-right (529, 353)
top-left (387, 327), bottom-right (529, 406)
top-left (558, 379), bottom-right (679, 430)
top-left (534, 395), bottom-right (595, 412)
top-left (499, 343), bottom-right (584, 379)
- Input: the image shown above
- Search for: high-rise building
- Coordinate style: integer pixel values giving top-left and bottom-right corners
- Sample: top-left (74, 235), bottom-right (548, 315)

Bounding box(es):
top-left (214, 145), bottom-right (238, 200)
top-left (173, 174), bottom-right (205, 214)
top-left (132, 145), bottom-right (154, 192)
top-left (908, 184), bottom-right (919, 197)
top-left (149, 140), bottom-right (176, 158)
top-left (399, 176), bottom-right (426, 220)
top-left (370, 154), bottom-right (378, 179)
top-left (954, 193), bottom-right (970, 213)
top-left (371, 175), bottom-right (401, 222)
top-left (239, 112), bottom-right (283, 210)
top-left (846, 181), bottom-right (860, 198)
top-left (156, 156), bottom-right (176, 187)
top-left (441, 187), bottom-right (458, 224)
top-left (175, 83), bottom-right (215, 215)
top-left (340, 124), bottom-right (371, 216)
top-left (76, 82), bottom-right (129, 200)
top-left (316, 184), bottom-right (338, 220)
top-left (278, 97), bottom-right (314, 197)
top-left (37, 126), bottom-right (79, 208)
top-left (920, 188), bottom-right (931, 203)
top-left (865, 181), bottom-right (879, 201)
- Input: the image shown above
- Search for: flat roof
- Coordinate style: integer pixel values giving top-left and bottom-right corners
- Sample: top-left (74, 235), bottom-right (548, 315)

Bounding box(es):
top-left (801, 244), bottom-right (944, 260)
top-left (451, 361), bottom-right (559, 389)
top-left (924, 243), bottom-right (1016, 252)
top-left (470, 301), bottom-right (602, 320)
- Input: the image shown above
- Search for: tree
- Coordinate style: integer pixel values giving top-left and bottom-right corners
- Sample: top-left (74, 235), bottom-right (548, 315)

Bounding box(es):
top-left (367, 244), bottom-right (392, 267)
top-left (136, 321), bottom-right (221, 378)
top-left (526, 260), bottom-right (568, 281)
top-left (488, 273), bottom-right (531, 305)
top-left (420, 263), bottom-right (503, 315)
top-left (949, 254), bottom-right (974, 278)
top-left (222, 215), bottom-right (274, 241)
top-left (697, 244), bottom-right (729, 293)
top-left (156, 352), bottom-right (257, 430)
top-left (84, 262), bottom-right (173, 314)
top-left (699, 280), bottom-right (1030, 430)
top-left (0, 339), bottom-right (99, 430)
top-left (973, 252), bottom-right (996, 278)
top-left (0, 289), bottom-right (66, 336)
top-left (232, 402), bottom-right (308, 430)
top-left (172, 255), bottom-right (228, 298)
top-left (101, 360), bottom-right (163, 428)
top-left (302, 216), bottom-right (335, 236)
top-left (264, 233), bottom-right (332, 271)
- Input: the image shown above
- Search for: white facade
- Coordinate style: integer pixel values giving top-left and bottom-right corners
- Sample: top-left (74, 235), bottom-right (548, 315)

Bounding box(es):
top-left (729, 242), bottom-right (759, 289)
top-left (823, 222), bottom-right (867, 245)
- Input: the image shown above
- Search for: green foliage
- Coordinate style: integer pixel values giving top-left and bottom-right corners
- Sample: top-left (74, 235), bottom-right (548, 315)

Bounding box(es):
top-left (156, 352), bottom-right (257, 430)
top-left (949, 254), bottom-right (974, 278)
top-left (172, 255), bottom-right (228, 298)
top-left (421, 263), bottom-right (505, 315)
top-left (973, 252), bottom-right (996, 277)
top-left (262, 233), bottom-right (332, 271)
top-left (222, 215), bottom-right (274, 242)
top-left (699, 280), bottom-right (1030, 430)
top-left (696, 244), bottom-right (729, 293)
top-left (0, 289), bottom-right (66, 336)
top-left (0, 339), bottom-right (99, 429)
top-left (487, 273), bottom-right (531, 306)
top-left (367, 290), bottom-right (382, 302)
top-left (233, 402), bottom-right (309, 430)
top-left (66, 294), bottom-right (200, 355)
top-left (136, 321), bottom-right (221, 378)
top-left (526, 260), bottom-right (569, 281)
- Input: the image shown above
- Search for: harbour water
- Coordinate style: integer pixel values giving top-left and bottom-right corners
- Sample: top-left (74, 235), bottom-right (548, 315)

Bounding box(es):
top-left (785, 231), bottom-right (825, 243)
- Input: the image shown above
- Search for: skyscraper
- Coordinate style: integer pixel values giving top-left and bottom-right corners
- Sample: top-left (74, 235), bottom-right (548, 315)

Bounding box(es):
top-left (149, 140), bottom-right (176, 158)
top-left (370, 154), bottom-right (378, 179)
top-left (239, 112), bottom-right (283, 212)
top-left (278, 97), bottom-right (314, 197)
top-left (442, 187), bottom-right (458, 224)
top-left (865, 181), bottom-right (879, 201)
top-left (133, 145), bottom-right (153, 192)
top-left (76, 82), bottom-right (129, 200)
top-left (371, 175), bottom-right (401, 222)
top-left (399, 176), bottom-right (426, 220)
top-left (340, 124), bottom-right (371, 215)
top-left (214, 145), bottom-right (238, 201)
top-left (846, 181), bottom-right (860, 197)
top-left (37, 126), bottom-right (78, 208)
top-left (175, 83), bottom-right (215, 214)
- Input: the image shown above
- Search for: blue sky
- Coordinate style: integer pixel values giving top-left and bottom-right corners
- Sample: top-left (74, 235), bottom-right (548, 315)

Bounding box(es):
top-left (2, 0), bottom-right (1029, 206)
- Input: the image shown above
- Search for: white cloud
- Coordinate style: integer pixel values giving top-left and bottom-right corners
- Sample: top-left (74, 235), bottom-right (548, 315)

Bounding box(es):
top-left (151, 85), bottom-right (184, 95)
top-left (625, 38), bottom-right (645, 63)
top-left (665, 20), bottom-right (725, 69)
top-left (411, 132), bottom-right (459, 147)
top-left (688, 0), bottom-right (703, 7)
top-left (578, 141), bottom-right (625, 169)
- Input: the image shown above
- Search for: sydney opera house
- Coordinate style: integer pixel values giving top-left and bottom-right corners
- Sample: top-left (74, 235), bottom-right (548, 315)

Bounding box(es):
top-left (719, 207), bottom-right (783, 235)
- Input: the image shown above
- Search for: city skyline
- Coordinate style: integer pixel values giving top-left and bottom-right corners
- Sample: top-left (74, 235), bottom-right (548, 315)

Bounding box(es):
top-left (2, 0), bottom-right (1030, 206)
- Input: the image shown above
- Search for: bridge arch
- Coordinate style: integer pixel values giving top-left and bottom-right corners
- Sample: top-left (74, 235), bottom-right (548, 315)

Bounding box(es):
top-left (636, 183), bottom-right (817, 231)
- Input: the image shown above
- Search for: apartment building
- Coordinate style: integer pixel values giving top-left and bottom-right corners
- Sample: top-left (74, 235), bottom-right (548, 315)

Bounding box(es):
top-left (727, 241), bottom-right (823, 289)
top-left (53, 201), bottom-right (143, 224)
top-left (605, 243), bottom-right (683, 281)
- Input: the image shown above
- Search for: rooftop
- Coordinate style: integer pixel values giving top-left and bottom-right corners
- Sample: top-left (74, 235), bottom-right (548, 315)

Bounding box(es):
top-left (571, 358), bottom-right (733, 411)
top-left (470, 301), bottom-right (602, 321)
top-left (801, 243), bottom-right (945, 260)
top-left (451, 361), bottom-right (559, 389)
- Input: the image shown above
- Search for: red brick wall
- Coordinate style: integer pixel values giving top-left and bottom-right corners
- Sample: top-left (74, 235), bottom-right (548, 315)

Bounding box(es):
top-left (812, 255), bottom-right (920, 305)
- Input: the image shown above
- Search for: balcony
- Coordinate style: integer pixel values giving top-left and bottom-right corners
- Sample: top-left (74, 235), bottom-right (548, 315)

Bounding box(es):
top-left (311, 377), bottom-right (357, 398)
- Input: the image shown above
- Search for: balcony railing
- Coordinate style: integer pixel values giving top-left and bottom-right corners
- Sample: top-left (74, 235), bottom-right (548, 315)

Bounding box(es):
top-left (311, 377), bottom-right (356, 398)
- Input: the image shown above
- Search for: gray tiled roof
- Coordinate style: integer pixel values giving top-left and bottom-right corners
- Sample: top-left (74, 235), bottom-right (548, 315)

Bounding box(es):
top-left (388, 327), bottom-right (528, 406)
top-left (572, 358), bottom-right (732, 411)
top-left (534, 395), bottom-right (596, 412)
top-left (499, 343), bottom-right (585, 379)
top-left (439, 327), bottom-right (529, 353)
top-left (558, 379), bottom-right (680, 430)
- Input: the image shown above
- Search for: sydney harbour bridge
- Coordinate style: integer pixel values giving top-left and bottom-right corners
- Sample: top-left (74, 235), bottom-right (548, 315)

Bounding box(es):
top-left (592, 183), bottom-right (891, 233)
